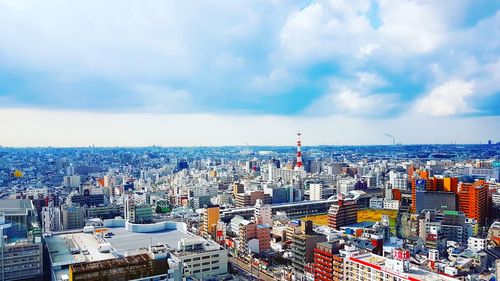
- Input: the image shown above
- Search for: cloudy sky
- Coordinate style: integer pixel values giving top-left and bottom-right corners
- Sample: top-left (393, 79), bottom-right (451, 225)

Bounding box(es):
top-left (0, 0), bottom-right (499, 146)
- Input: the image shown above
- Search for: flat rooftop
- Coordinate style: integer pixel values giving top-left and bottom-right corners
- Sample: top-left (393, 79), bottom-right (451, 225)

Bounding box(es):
top-left (46, 232), bottom-right (115, 265)
top-left (341, 222), bottom-right (376, 229)
top-left (0, 199), bottom-right (33, 215)
top-left (106, 227), bottom-right (193, 256)
top-left (351, 253), bottom-right (458, 281)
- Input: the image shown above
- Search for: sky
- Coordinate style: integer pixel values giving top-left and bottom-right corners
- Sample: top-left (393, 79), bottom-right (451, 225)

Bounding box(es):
top-left (0, 0), bottom-right (499, 146)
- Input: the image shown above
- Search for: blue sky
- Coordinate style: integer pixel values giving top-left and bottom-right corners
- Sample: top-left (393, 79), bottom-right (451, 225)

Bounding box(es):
top-left (0, 0), bottom-right (499, 146)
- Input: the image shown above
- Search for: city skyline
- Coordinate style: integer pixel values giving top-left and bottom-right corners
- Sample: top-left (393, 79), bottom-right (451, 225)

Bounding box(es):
top-left (0, 0), bottom-right (499, 146)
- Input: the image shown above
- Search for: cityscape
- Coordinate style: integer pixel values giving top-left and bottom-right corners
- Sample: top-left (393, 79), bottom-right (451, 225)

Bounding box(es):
top-left (1, 1), bottom-right (500, 281)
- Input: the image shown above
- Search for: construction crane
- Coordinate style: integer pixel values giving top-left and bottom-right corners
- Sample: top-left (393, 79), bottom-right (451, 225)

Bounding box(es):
top-left (384, 133), bottom-right (395, 146)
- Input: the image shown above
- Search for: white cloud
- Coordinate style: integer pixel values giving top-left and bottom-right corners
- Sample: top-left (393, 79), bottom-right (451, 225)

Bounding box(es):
top-left (250, 68), bottom-right (294, 93)
top-left (307, 88), bottom-right (397, 116)
top-left (132, 84), bottom-right (192, 113)
top-left (414, 80), bottom-right (475, 116)
top-left (0, 108), bottom-right (498, 146)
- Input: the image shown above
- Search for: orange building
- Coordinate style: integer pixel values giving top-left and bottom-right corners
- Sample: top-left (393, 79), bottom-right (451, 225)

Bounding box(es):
top-left (201, 206), bottom-right (220, 237)
top-left (458, 181), bottom-right (488, 226)
top-left (419, 170), bottom-right (429, 179)
top-left (443, 177), bottom-right (459, 193)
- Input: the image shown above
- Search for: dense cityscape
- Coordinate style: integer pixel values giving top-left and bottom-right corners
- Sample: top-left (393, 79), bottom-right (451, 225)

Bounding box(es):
top-left (1, 1), bottom-right (500, 281)
top-left (0, 137), bottom-right (499, 281)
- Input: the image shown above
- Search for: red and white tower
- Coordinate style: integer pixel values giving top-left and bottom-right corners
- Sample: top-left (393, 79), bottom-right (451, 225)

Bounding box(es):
top-left (295, 132), bottom-right (304, 171)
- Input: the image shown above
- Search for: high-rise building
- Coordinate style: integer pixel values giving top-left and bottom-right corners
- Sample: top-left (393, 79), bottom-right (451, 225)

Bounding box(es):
top-left (232, 182), bottom-right (244, 196)
top-left (61, 204), bottom-right (85, 230)
top-left (41, 206), bottom-right (61, 233)
top-left (238, 220), bottom-right (256, 255)
top-left (328, 197), bottom-right (358, 230)
top-left (201, 206), bottom-right (220, 238)
top-left (235, 190), bottom-right (271, 207)
top-left (458, 181), bottom-right (488, 226)
top-left (309, 183), bottom-right (323, 201)
top-left (237, 218), bottom-right (271, 255)
top-left (291, 220), bottom-right (327, 281)
top-left (63, 175), bottom-right (81, 188)
top-left (254, 199), bottom-right (272, 226)
top-left (443, 177), bottom-right (459, 193)
top-left (313, 241), bottom-right (345, 281)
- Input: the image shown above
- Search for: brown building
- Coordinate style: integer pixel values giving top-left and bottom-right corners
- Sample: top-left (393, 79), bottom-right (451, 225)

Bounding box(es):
top-left (235, 191), bottom-right (271, 207)
top-left (232, 183), bottom-right (244, 197)
top-left (328, 199), bottom-right (358, 230)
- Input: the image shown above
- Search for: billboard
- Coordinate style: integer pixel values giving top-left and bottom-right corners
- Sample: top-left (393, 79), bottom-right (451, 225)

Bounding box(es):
top-left (416, 179), bottom-right (426, 191)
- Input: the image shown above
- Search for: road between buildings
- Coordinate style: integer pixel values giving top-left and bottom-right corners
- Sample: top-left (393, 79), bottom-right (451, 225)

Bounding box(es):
top-left (228, 256), bottom-right (275, 281)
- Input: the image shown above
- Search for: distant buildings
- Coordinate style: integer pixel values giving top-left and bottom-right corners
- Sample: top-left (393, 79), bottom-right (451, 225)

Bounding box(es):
top-left (125, 198), bottom-right (153, 224)
top-left (63, 175), bottom-right (81, 188)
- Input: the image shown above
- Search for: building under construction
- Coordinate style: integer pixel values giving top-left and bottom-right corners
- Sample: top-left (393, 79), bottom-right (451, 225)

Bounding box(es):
top-left (68, 253), bottom-right (169, 281)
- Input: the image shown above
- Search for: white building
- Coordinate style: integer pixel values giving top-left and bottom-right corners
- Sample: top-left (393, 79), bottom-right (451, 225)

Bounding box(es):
top-left (369, 197), bottom-right (384, 209)
top-left (26, 187), bottom-right (48, 198)
top-left (42, 206), bottom-right (61, 233)
top-left (338, 178), bottom-right (357, 195)
top-left (254, 199), bottom-right (273, 226)
top-left (468, 237), bottom-right (487, 252)
top-left (63, 175), bottom-right (81, 188)
top-left (309, 183), bottom-right (323, 201)
top-left (268, 164), bottom-right (306, 184)
top-left (383, 199), bottom-right (400, 210)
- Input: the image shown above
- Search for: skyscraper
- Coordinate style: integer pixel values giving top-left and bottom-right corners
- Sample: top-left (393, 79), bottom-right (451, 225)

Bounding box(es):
top-left (458, 181), bottom-right (488, 226)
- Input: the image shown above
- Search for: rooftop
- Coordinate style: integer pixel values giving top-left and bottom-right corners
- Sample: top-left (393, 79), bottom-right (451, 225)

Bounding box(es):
top-left (45, 232), bottom-right (115, 266)
top-left (106, 227), bottom-right (193, 256)
top-left (351, 253), bottom-right (458, 281)
top-left (0, 199), bottom-right (34, 215)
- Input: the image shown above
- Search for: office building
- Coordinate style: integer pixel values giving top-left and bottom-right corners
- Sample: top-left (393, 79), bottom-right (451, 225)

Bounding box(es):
top-left (291, 220), bottom-right (327, 281)
top-left (61, 204), bottom-right (85, 230)
top-left (125, 199), bottom-right (153, 224)
top-left (41, 206), bottom-right (61, 233)
top-left (63, 175), bottom-right (81, 188)
top-left (235, 191), bottom-right (271, 207)
top-left (254, 199), bottom-right (272, 226)
top-left (0, 200), bottom-right (37, 237)
top-left (309, 183), bottom-right (323, 201)
top-left (415, 191), bottom-right (456, 213)
top-left (458, 181), bottom-right (488, 226)
top-left (200, 206), bottom-right (220, 238)
top-left (313, 241), bottom-right (345, 281)
top-left (86, 204), bottom-right (124, 220)
top-left (0, 200), bottom-right (43, 281)
top-left (328, 197), bottom-right (358, 230)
